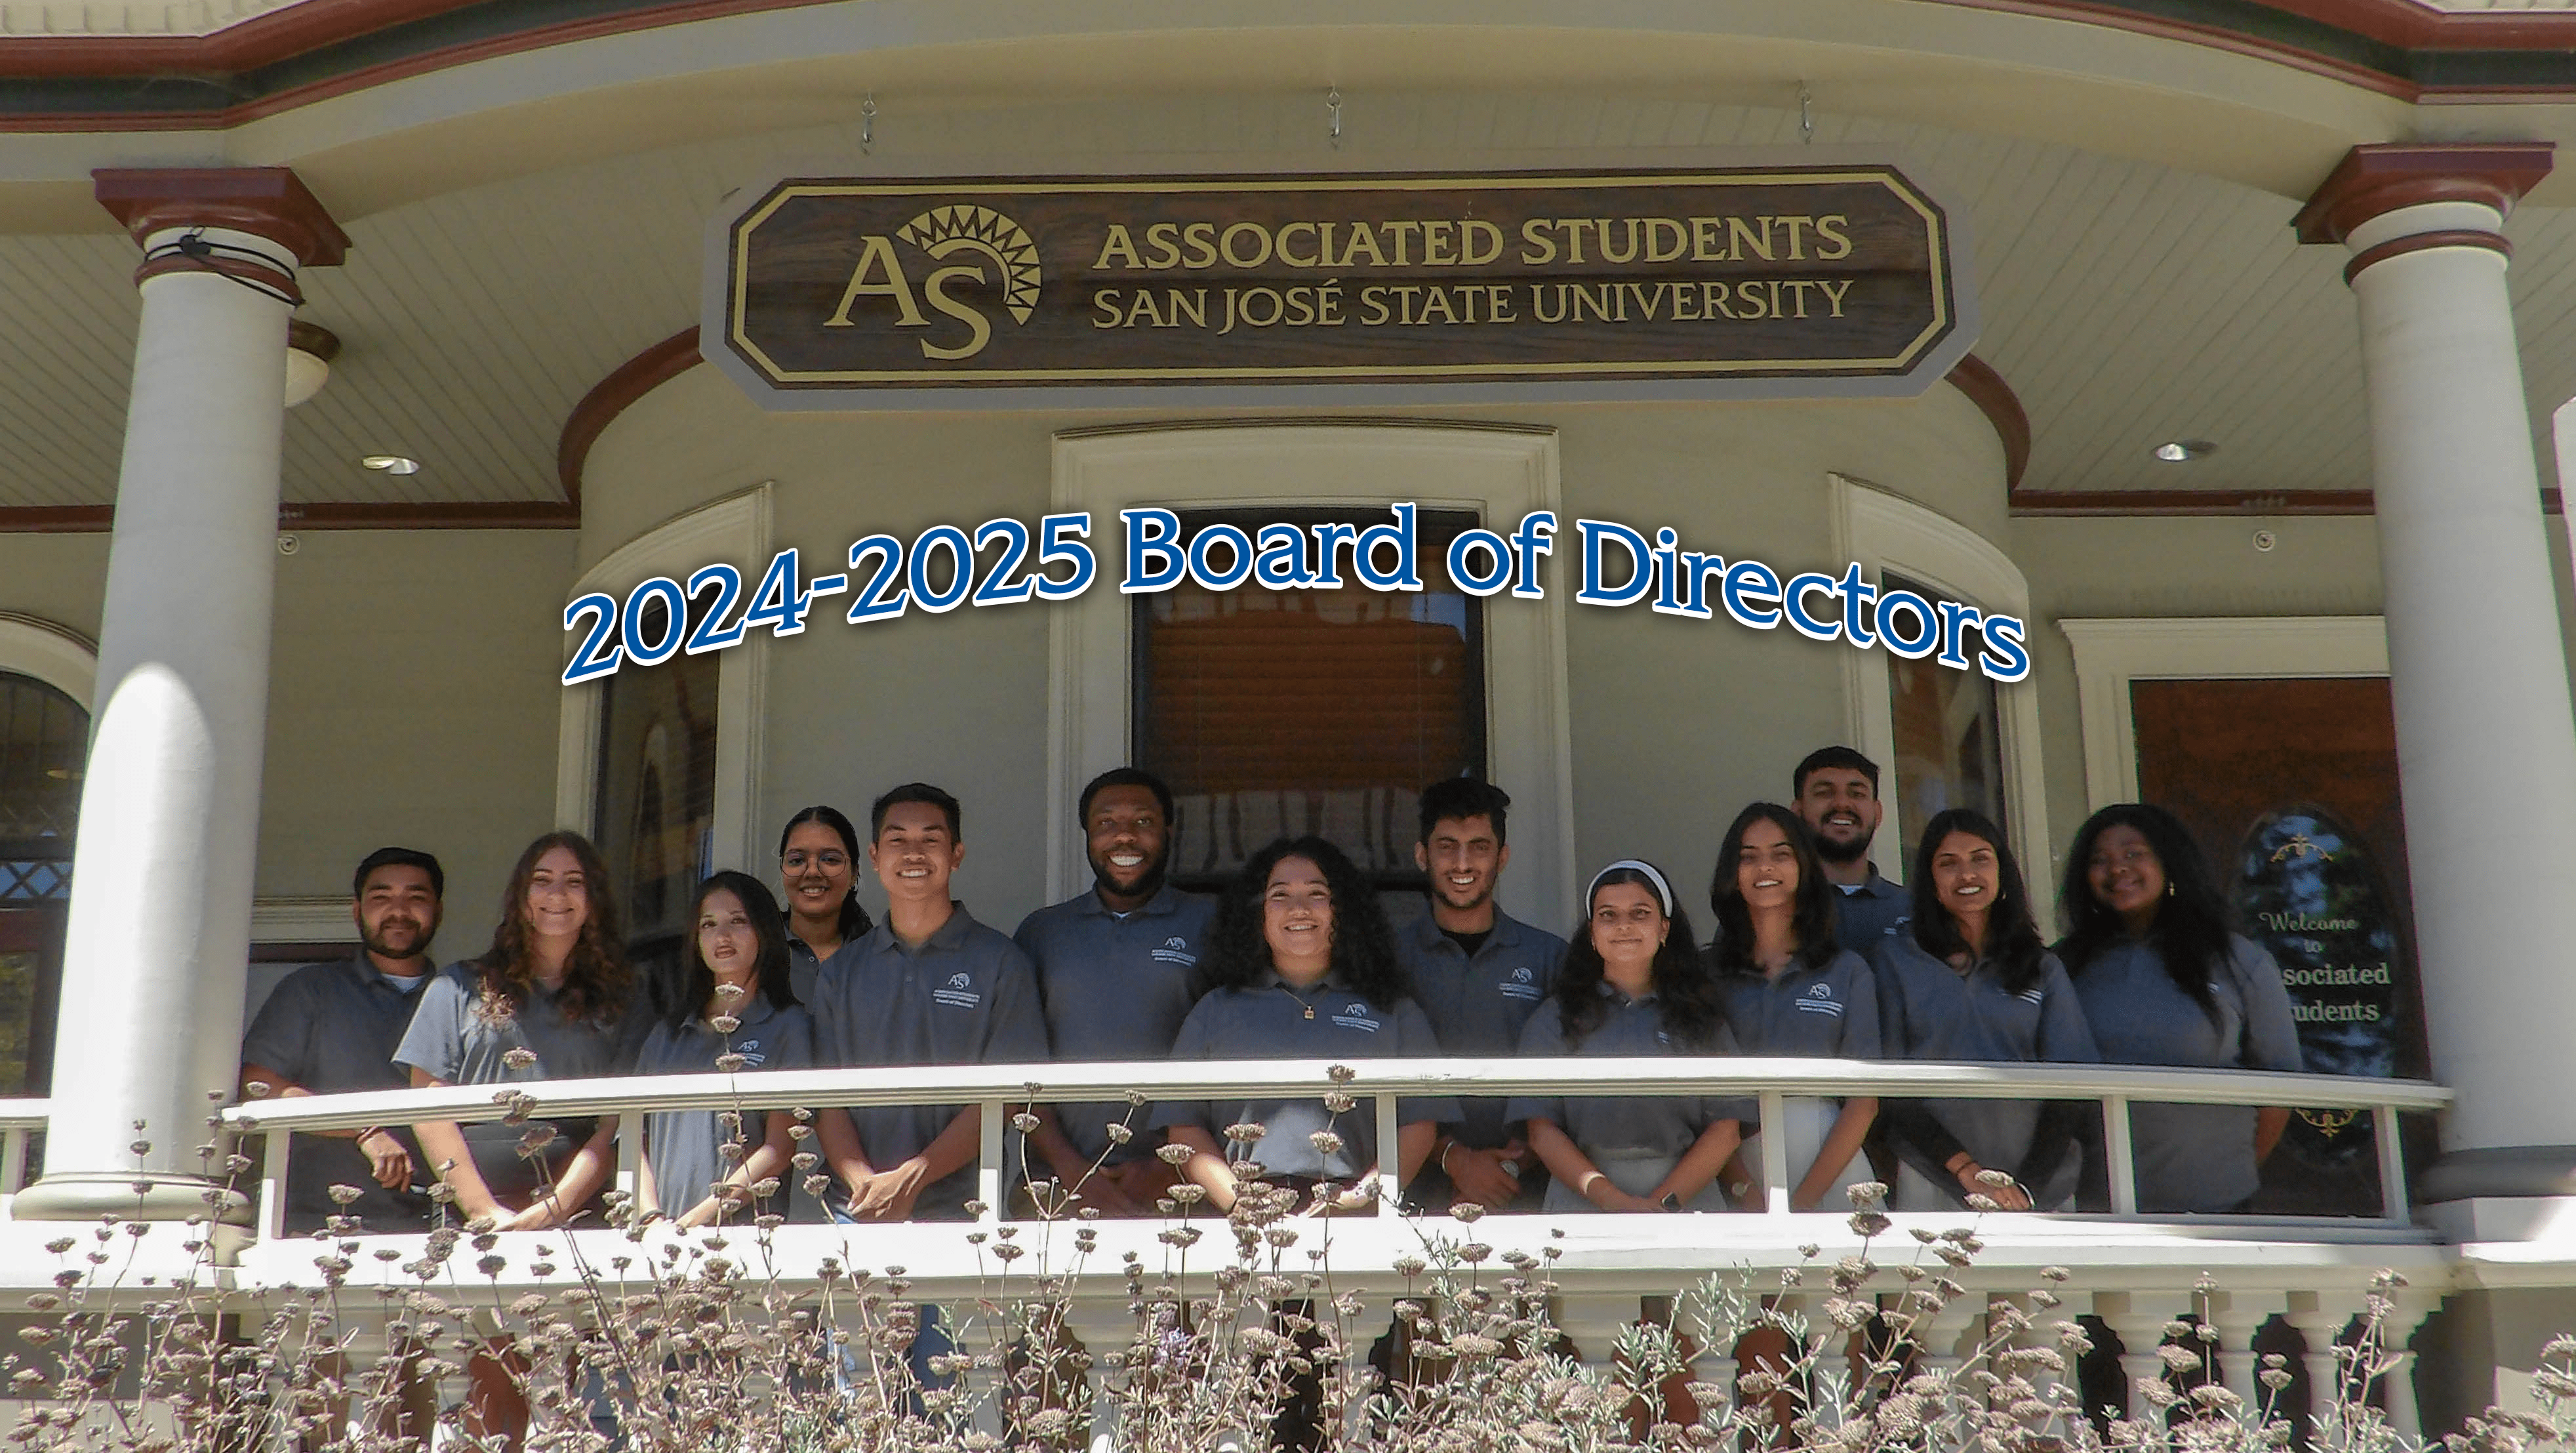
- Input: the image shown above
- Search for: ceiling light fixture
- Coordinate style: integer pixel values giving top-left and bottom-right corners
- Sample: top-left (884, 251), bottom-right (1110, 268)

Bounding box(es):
top-left (284, 321), bottom-right (340, 407)
top-left (2153, 439), bottom-right (2217, 463)
top-left (359, 454), bottom-right (421, 475)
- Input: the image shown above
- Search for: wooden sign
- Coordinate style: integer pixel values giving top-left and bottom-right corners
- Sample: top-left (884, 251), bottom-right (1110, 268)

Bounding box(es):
top-left (703, 164), bottom-right (1973, 408)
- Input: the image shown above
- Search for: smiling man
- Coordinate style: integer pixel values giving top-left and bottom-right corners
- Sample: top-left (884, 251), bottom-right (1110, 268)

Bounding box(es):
top-left (809, 783), bottom-right (1047, 1221)
top-left (1396, 779), bottom-right (1567, 1212)
top-left (1792, 747), bottom-right (1912, 951)
top-left (1011, 767), bottom-right (1215, 1216)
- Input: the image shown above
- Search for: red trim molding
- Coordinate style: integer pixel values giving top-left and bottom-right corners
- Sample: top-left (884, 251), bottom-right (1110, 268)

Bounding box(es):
top-left (2008, 487), bottom-right (2566, 516)
top-left (558, 327), bottom-right (704, 507)
top-left (2343, 228), bottom-right (2511, 283)
top-left (2293, 142), bottom-right (2554, 247)
top-left (1944, 354), bottom-right (2029, 493)
top-left (94, 167), bottom-right (350, 268)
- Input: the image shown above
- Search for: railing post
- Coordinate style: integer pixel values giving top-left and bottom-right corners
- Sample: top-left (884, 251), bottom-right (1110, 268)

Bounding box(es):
top-left (2375, 1104), bottom-right (2411, 1223)
top-left (258, 1127), bottom-right (289, 1242)
top-left (2102, 1095), bottom-right (2139, 1216)
top-left (1376, 1092), bottom-right (1401, 1218)
top-left (1758, 1091), bottom-right (1790, 1214)
top-left (615, 1120), bottom-right (640, 1204)
top-left (978, 1097), bottom-right (1006, 1225)
top-left (0, 1126), bottom-right (26, 1220)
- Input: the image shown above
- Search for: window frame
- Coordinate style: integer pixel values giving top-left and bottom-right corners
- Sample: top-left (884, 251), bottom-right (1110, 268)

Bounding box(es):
top-left (1828, 472), bottom-right (2049, 882)
top-left (1049, 422), bottom-right (1575, 924)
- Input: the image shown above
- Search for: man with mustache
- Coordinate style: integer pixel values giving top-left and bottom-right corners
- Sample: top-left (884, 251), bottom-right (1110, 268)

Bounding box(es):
top-left (1013, 767), bottom-right (1215, 1216)
top-left (239, 846), bottom-right (445, 1234)
top-left (1397, 778), bottom-right (1565, 1212)
top-left (1792, 747), bottom-right (1912, 951)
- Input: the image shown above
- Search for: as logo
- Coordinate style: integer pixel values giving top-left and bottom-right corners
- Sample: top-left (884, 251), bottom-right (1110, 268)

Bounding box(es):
top-left (824, 205), bottom-right (1041, 361)
top-left (946, 973), bottom-right (972, 990)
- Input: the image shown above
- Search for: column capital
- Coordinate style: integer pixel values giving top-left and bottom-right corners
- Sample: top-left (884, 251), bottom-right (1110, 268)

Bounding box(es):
top-left (92, 167), bottom-right (349, 269)
top-left (2292, 142), bottom-right (2554, 247)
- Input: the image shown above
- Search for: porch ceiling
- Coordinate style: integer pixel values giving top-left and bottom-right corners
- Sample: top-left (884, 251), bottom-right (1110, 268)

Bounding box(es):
top-left (0, 92), bottom-right (2569, 514)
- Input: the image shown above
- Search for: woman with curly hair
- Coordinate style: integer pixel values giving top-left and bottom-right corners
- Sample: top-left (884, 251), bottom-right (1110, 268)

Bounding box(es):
top-left (1509, 859), bottom-right (1752, 1212)
top-left (392, 830), bottom-right (641, 1444)
top-left (1706, 804), bottom-right (1880, 1212)
top-left (1152, 836), bottom-right (1457, 1216)
top-left (394, 830), bottom-right (640, 1230)
top-left (2057, 803), bottom-right (2301, 1214)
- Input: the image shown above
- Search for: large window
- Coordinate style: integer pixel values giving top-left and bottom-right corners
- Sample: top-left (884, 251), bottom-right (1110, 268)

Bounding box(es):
top-left (1133, 508), bottom-right (1487, 895)
top-left (1884, 571), bottom-right (2006, 837)
top-left (0, 670), bottom-right (81, 1097)
top-left (592, 592), bottom-right (720, 1002)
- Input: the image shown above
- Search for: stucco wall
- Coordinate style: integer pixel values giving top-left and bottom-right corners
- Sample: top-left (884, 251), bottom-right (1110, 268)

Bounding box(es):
top-left (582, 368), bottom-right (2009, 931)
top-left (0, 529), bottom-right (574, 940)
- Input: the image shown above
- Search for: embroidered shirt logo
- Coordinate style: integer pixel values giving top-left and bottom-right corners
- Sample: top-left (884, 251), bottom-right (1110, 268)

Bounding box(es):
top-left (733, 1038), bottom-right (767, 1068)
top-left (1329, 1002), bottom-right (1382, 1032)
top-left (2015, 987), bottom-right (2047, 1006)
top-left (1499, 965), bottom-right (1542, 1001)
top-left (1796, 982), bottom-right (1843, 1017)
top-left (933, 971), bottom-right (982, 1010)
top-left (1152, 934), bottom-right (1197, 966)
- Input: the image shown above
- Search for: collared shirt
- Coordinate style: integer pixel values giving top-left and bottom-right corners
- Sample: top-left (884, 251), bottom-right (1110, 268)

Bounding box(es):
top-left (809, 904), bottom-right (1048, 1218)
top-left (1716, 949), bottom-right (1882, 1061)
top-left (634, 994), bottom-right (816, 1221)
top-left (1013, 883), bottom-right (1215, 1162)
top-left (1873, 935), bottom-right (2099, 1204)
top-left (1149, 973), bottom-right (1459, 1182)
top-left (2066, 933), bottom-right (2303, 1213)
top-left (785, 931), bottom-right (835, 1010)
top-left (1396, 905), bottom-right (1568, 1151)
top-left (392, 960), bottom-right (641, 1088)
top-left (241, 949), bottom-right (437, 1229)
top-left (1506, 987), bottom-right (1758, 1158)
top-left (1831, 869), bottom-right (1912, 953)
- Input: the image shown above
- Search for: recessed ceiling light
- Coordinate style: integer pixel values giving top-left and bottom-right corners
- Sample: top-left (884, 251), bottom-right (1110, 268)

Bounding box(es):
top-left (359, 455), bottom-right (421, 475)
top-left (2153, 439), bottom-right (2217, 463)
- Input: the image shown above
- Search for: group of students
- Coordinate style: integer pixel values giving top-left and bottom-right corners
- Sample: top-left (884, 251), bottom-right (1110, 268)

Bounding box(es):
top-left (241, 745), bottom-right (2303, 1248)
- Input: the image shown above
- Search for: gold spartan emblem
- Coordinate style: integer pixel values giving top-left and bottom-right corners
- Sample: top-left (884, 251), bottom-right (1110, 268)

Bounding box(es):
top-left (898, 205), bottom-right (1041, 323)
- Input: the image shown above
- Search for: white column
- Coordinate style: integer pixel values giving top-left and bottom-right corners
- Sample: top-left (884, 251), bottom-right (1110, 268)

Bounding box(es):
top-left (2320, 149), bottom-right (2576, 1197)
top-left (15, 196), bottom-right (329, 1220)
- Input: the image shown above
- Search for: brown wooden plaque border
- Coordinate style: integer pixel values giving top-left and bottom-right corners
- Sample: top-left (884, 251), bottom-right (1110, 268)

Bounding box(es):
top-left (704, 163), bottom-right (1973, 409)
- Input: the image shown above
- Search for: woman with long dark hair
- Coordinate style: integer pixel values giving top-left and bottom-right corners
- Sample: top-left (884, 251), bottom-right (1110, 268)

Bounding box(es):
top-left (778, 805), bottom-right (875, 1004)
top-left (1152, 836), bottom-right (1456, 1214)
top-left (392, 830), bottom-right (639, 1443)
top-left (632, 872), bottom-right (815, 1227)
top-left (1873, 809), bottom-right (2099, 1212)
top-left (1509, 860), bottom-right (1751, 1212)
top-left (1704, 804), bottom-right (1880, 1210)
top-left (2056, 803), bottom-right (2302, 1214)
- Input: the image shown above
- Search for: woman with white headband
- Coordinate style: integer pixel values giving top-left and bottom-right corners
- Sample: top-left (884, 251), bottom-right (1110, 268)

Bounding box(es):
top-left (1506, 858), bottom-right (1752, 1212)
top-left (1706, 802), bottom-right (1882, 1211)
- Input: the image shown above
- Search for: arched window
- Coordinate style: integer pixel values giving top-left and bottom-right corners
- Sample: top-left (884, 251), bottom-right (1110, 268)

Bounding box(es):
top-left (0, 666), bottom-right (87, 1097)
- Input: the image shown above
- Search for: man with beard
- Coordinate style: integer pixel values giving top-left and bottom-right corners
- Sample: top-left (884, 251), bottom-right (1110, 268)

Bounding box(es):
top-left (1793, 747), bottom-right (1912, 950)
top-left (1013, 767), bottom-right (1216, 1216)
top-left (1398, 779), bottom-right (1566, 1212)
top-left (240, 847), bottom-right (446, 1231)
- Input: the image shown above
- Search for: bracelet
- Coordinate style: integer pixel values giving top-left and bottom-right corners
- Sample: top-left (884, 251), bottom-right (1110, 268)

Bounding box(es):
top-left (1437, 1139), bottom-right (1458, 1177)
top-left (355, 1126), bottom-right (386, 1145)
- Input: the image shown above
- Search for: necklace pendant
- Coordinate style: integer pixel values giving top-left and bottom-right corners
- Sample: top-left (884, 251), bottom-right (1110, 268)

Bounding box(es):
top-left (1304, 1006), bottom-right (1315, 1019)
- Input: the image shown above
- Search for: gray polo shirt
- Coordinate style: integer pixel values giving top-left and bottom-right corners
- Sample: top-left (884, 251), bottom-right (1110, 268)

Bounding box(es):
top-left (1149, 974), bottom-right (1460, 1182)
top-left (392, 960), bottom-right (639, 1087)
top-left (1012, 884), bottom-right (1217, 1164)
top-left (1506, 989), bottom-right (1758, 1157)
top-left (1716, 949), bottom-right (1882, 1060)
top-left (809, 905), bottom-right (1048, 1218)
top-left (1832, 870), bottom-right (1912, 954)
top-left (1395, 907), bottom-right (1567, 1151)
top-left (240, 950), bottom-right (437, 1230)
top-left (634, 995), bottom-right (816, 1221)
top-left (1873, 936), bottom-right (2099, 1204)
top-left (2066, 933), bottom-right (2303, 1213)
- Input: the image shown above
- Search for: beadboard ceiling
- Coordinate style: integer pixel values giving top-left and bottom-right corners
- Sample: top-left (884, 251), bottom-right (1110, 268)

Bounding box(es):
top-left (1, 89), bottom-right (2569, 511)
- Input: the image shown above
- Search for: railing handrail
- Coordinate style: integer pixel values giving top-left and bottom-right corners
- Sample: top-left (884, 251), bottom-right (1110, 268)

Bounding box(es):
top-left (215, 1058), bottom-right (2451, 1134)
